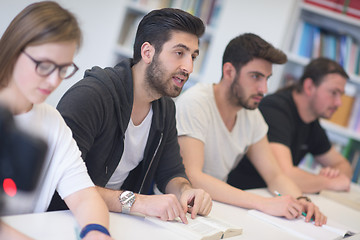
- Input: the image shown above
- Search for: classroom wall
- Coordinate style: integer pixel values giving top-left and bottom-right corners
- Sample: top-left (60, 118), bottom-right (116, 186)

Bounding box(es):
top-left (0, 0), bottom-right (126, 107)
top-left (201, 0), bottom-right (297, 93)
top-left (0, 0), bottom-right (297, 106)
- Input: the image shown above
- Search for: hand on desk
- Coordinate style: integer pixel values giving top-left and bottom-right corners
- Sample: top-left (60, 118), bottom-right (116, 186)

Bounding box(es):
top-left (319, 166), bottom-right (340, 178)
top-left (179, 188), bottom-right (212, 219)
top-left (321, 173), bottom-right (351, 191)
top-left (132, 194), bottom-right (189, 223)
top-left (260, 195), bottom-right (327, 226)
top-left (260, 195), bottom-right (303, 219)
top-left (297, 198), bottom-right (327, 226)
top-left (132, 189), bottom-right (212, 224)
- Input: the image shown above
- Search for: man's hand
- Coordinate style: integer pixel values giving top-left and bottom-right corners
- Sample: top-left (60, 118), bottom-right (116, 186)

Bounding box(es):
top-left (132, 194), bottom-right (188, 223)
top-left (325, 173), bottom-right (351, 191)
top-left (179, 188), bottom-right (212, 219)
top-left (260, 195), bottom-right (303, 219)
top-left (319, 167), bottom-right (340, 178)
top-left (297, 198), bottom-right (327, 226)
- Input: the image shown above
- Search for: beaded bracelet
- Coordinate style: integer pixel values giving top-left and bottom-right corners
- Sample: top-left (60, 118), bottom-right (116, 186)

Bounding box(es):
top-left (80, 223), bottom-right (111, 239)
top-left (296, 196), bottom-right (312, 202)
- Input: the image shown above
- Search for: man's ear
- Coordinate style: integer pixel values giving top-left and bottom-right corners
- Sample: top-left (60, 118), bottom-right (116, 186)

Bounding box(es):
top-left (223, 62), bottom-right (236, 81)
top-left (141, 42), bottom-right (154, 64)
top-left (303, 77), bottom-right (315, 96)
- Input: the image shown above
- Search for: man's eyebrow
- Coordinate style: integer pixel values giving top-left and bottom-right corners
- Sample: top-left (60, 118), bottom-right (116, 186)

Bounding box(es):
top-left (173, 43), bottom-right (199, 55)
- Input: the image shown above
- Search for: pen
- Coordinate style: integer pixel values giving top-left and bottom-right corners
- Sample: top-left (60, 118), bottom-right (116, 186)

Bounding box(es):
top-left (274, 191), bottom-right (314, 221)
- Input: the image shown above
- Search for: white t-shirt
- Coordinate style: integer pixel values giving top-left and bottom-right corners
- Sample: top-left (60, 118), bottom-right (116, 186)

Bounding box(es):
top-left (2, 103), bottom-right (93, 215)
top-left (106, 107), bottom-right (153, 190)
top-left (175, 83), bottom-right (268, 181)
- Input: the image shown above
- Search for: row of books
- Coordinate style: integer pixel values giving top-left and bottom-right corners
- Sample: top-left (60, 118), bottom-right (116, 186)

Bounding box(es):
top-left (341, 139), bottom-right (360, 183)
top-left (304, 0), bottom-right (360, 19)
top-left (118, 0), bottom-right (218, 75)
top-left (291, 20), bottom-right (360, 76)
top-left (130, 0), bottom-right (222, 26)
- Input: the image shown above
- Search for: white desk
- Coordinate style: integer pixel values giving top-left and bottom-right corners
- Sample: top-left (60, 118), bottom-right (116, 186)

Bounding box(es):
top-left (2, 188), bottom-right (360, 240)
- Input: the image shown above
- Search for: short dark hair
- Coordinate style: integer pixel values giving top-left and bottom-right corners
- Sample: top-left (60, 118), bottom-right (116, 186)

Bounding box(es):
top-left (132, 8), bottom-right (205, 64)
top-left (294, 57), bottom-right (349, 92)
top-left (222, 33), bottom-right (287, 74)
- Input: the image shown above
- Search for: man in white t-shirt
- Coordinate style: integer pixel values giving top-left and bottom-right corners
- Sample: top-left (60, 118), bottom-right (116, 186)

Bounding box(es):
top-left (175, 33), bottom-right (327, 225)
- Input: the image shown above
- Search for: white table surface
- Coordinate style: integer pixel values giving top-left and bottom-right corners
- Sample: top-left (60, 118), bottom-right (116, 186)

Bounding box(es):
top-left (2, 187), bottom-right (360, 240)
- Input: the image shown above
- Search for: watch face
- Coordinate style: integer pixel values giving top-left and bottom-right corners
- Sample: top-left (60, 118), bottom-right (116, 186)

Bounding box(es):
top-left (120, 191), bottom-right (135, 205)
top-left (120, 191), bottom-right (135, 214)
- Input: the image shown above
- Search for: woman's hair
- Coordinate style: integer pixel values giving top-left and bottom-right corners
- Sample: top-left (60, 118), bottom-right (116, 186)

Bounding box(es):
top-left (0, 1), bottom-right (82, 88)
top-left (132, 8), bottom-right (205, 64)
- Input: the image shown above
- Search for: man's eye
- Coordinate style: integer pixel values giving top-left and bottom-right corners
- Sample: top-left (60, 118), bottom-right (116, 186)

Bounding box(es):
top-left (176, 51), bottom-right (183, 56)
top-left (251, 74), bottom-right (259, 79)
top-left (332, 91), bottom-right (340, 97)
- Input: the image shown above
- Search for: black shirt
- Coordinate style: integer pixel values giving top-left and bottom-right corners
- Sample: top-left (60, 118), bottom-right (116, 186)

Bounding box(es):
top-left (227, 87), bottom-right (331, 189)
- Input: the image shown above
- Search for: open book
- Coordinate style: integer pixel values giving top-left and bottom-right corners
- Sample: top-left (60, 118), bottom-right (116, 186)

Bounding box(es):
top-left (248, 209), bottom-right (358, 240)
top-left (320, 188), bottom-right (360, 211)
top-left (146, 214), bottom-right (242, 240)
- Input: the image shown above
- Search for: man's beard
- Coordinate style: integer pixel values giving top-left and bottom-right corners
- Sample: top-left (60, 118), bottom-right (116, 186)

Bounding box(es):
top-left (229, 76), bottom-right (261, 110)
top-left (145, 55), bottom-right (187, 98)
top-left (309, 96), bottom-right (335, 119)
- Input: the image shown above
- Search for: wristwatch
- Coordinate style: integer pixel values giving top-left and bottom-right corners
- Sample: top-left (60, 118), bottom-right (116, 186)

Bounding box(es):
top-left (119, 190), bottom-right (136, 214)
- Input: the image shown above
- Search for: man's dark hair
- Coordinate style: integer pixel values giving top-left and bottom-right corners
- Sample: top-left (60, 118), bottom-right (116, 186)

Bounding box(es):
top-left (132, 8), bottom-right (205, 64)
top-left (294, 57), bottom-right (349, 92)
top-left (222, 33), bottom-right (287, 74)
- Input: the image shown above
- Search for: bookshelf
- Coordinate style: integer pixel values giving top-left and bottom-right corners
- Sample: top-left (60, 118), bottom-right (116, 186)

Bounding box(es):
top-left (280, 0), bottom-right (360, 183)
top-left (113, 0), bottom-right (222, 87)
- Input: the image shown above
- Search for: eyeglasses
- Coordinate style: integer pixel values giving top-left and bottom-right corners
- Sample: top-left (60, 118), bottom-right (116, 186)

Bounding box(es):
top-left (22, 51), bottom-right (78, 79)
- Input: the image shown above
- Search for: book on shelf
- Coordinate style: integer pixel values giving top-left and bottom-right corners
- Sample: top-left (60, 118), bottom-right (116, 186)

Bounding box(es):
top-left (344, 0), bottom-right (360, 19)
top-left (341, 139), bottom-right (360, 183)
top-left (291, 18), bottom-right (360, 76)
top-left (146, 213), bottom-right (242, 240)
top-left (304, 0), bottom-right (347, 14)
top-left (294, 21), bottom-right (316, 58)
top-left (347, 93), bottom-right (360, 132)
top-left (193, 40), bottom-right (209, 74)
top-left (350, 150), bottom-right (360, 183)
top-left (320, 186), bottom-right (360, 211)
top-left (328, 94), bottom-right (355, 127)
top-left (321, 33), bottom-right (337, 61)
top-left (248, 209), bottom-right (358, 240)
top-left (312, 25), bottom-right (321, 58)
top-left (118, 12), bottom-right (143, 50)
top-left (130, 0), bottom-right (221, 27)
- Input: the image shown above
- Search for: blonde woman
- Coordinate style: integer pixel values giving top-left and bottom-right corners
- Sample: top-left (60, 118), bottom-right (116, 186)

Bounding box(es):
top-left (0, 2), bottom-right (112, 239)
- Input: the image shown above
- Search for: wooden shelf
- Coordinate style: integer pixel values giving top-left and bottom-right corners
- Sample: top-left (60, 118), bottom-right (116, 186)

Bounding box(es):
top-left (320, 119), bottom-right (360, 142)
top-left (301, 2), bottom-right (360, 28)
top-left (286, 53), bottom-right (360, 86)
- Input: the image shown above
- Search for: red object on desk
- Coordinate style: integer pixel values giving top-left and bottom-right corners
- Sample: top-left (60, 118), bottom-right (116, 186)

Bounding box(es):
top-left (3, 178), bottom-right (17, 197)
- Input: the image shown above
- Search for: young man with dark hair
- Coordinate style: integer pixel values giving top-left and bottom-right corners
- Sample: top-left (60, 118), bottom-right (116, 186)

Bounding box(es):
top-left (50, 8), bottom-right (212, 224)
top-left (228, 57), bottom-right (353, 193)
top-left (176, 33), bottom-right (326, 225)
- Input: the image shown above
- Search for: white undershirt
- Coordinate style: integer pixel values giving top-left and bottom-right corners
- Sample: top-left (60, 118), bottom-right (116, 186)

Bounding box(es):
top-left (106, 107), bottom-right (153, 190)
